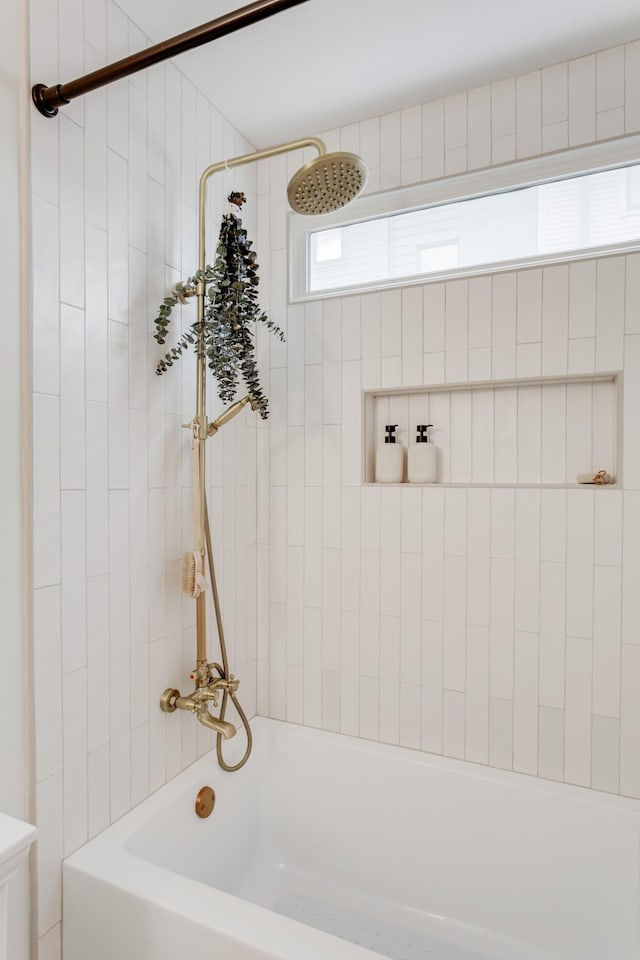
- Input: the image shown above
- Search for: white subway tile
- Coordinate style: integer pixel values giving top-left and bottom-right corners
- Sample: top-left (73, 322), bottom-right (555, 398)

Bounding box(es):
top-left (342, 360), bottom-right (362, 486)
top-left (624, 336), bottom-right (640, 488)
top-left (564, 636), bottom-right (593, 786)
top-left (492, 134), bottom-right (516, 165)
top-left (516, 269), bottom-right (542, 343)
top-left (622, 492), bottom-right (640, 645)
top-left (542, 63), bottom-right (568, 126)
top-left (402, 287), bottom-right (423, 385)
top-left (401, 104), bottom-right (422, 160)
top-left (541, 384), bottom-right (567, 485)
top-left (400, 683), bottom-right (421, 749)
top-left (304, 488), bottom-right (322, 608)
top-left (541, 489), bottom-right (567, 562)
top-left (542, 265), bottom-right (569, 375)
top-left (566, 490), bottom-right (595, 639)
top-left (36, 772), bottom-right (63, 937)
top-left (321, 668), bottom-right (340, 733)
top-left (304, 364), bottom-right (323, 485)
top-left (569, 260), bottom-right (597, 339)
top-left (596, 257), bottom-right (625, 371)
top-left (32, 198), bottom-right (60, 396)
top-left (469, 347), bottom-right (492, 382)
top-left (444, 488), bottom-right (467, 556)
top-left (597, 47), bottom-right (625, 113)
top-left (59, 117), bottom-right (85, 309)
top-left (517, 386), bottom-right (541, 483)
top-left (514, 490), bottom-right (540, 633)
top-left (87, 744), bottom-right (110, 840)
top-left (61, 491), bottom-right (87, 674)
top-left (450, 392), bottom-right (472, 483)
top-left (491, 488), bottom-right (515, 559)
top-left (465, 625), bottom-right (489, 764)
top-left (443, 554), bottom-right (466, 694)
top-left (593, 565), bottom-right (622, 719)
top-left (443, 690), bottom-right (465, 760)
top-left (516, 71), bottom-right (542, 158)
top-left (269, 604), bottom-right (286, 721)
top-left (539, 561), bottom-right (567, 709)
top-left (360, 550), bottom-right (380, 679)
top-left (489, 698), bottom-right (513, 770)
top-left (110, 652), bottom-right (130, 820)
top-left (87, 575), bottom-right (109, 752)
top-left (566, 382), bottom-right (593, 480)
top-left (542, 121), bottom-right (568, 153)
top-left (421, 621), bottom-right (443, 753)
top-left (400, 553), bottom-right (422, 684)
top-left (424, 351), bottom-right (445, 385)
top-left (422, 489), bottom-right (445, 621)
top-left (594, 490), bottom-right (623, 566)
top-left (467, 85), bottom-right (491, 170)
top-left (468, 276), bottom-right (492, 349)
top-left (422, 99), bottom-right (445, 181)
top-left (568, 337), bottom-right (596, 374)
top-left (471, 389), bottom-right (494, 483)
top-left (33, 394), bottom-right (61, 589)
top-left (380, 489), bottom-right (402, 617)
top-left (489, 558), bottom-right (515, 700)
top-left (492, 273), bottom-right (516, 379)
top-left (379, 616), bottom-right (400, 744)
top-left (380, 111), bottom-right (401, 191)
top-left (538, 706), bottom-right (565, 781)
top-left (339, 618), bottom-right (359, 733)
top-left (621, 643), bottom-right (640, 796)
top-left (626, 254), bottom-right (640, 334)
top-left (568, 55), bottom-right (596, 146)
top-left (401, 487), bottom-right (423, 554)
top-left (516, 343), bottom-right (541, 378)
top-left (63, 668), bottom-right (89, 853)
top-left (626, 40), bottom-right (640, 133)
top-left (303, 607), bottom-right (322, 728)
top-left (423, 283), bottom-right (445, 353)
top-left (513, 631), bottom-right (539, 775)
top-left (322, 548), bottom-right (341, 671)
top-left (381, 288), bottom-right (402, 358)
top-left (597, 107), bottom-right (625, 140)
top-left (591, 716), bottom-right (620, 794)
top-left (445, 279), bottom-right (468, 382)
top-left (361, 293), bottom-right (381, 388)
top-left (284, 663), bottom-right (303, 725)
top-left (492, 78), bottom-right (516, 139)
top-left (34, 586), bottom-right (62, 782)
top-left (493, 388), bottom-right (517, 484)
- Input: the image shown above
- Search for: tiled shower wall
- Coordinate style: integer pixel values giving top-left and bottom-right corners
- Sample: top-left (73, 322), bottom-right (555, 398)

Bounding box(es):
top-left (29, 0), bottom-right (259, 954)
top-left (258, 40), bottom-right (640, 797)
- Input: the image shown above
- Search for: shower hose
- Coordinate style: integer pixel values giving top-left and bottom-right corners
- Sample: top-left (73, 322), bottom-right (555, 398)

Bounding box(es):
top-left (204, 493), bottom-right (253, 772)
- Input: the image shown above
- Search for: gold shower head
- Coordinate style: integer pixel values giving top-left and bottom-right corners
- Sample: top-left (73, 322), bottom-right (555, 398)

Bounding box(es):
top-left (287, 150), bottom-right (368, 215)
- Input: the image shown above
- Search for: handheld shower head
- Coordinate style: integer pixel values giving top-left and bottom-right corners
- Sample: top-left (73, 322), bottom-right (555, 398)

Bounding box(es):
top-left (287, 151), bottom-right (368, 215)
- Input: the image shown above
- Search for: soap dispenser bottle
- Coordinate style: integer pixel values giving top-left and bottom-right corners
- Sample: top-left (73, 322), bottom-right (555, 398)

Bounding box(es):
top-left (408, 424), bottom-right (437, 483)
top-left (375, 424), bottom-right (404, 483)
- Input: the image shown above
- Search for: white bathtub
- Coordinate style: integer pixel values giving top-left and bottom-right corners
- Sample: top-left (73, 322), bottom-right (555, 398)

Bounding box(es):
top-left (64, 718), bottom-right (640, 960)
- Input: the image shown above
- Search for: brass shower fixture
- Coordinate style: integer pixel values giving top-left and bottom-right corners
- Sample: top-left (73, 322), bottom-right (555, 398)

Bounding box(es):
top-left (160, 136), bottom-right (368, 770)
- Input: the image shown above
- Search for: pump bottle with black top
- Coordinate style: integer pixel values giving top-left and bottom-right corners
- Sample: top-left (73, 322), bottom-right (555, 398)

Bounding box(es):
top-left (375, 424), bottom-right (404, 483)
top-left (408, 424), bottom-right (437, 483)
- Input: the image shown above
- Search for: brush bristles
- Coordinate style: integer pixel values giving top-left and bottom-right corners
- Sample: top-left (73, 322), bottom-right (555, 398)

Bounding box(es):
top-left (182, 551), bottom-right (198, 598)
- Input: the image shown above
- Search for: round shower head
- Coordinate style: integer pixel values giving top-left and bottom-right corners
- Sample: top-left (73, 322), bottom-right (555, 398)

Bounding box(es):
top-left (287, 151), bottom-right (368, 215)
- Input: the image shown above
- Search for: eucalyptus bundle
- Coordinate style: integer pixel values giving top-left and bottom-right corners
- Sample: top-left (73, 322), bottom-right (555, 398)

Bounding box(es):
top-left (153, 192), bottom-right (284, 419)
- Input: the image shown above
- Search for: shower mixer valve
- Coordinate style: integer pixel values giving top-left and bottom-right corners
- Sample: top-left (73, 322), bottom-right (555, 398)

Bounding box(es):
top-left (160, 664), bottom-right (239, 740)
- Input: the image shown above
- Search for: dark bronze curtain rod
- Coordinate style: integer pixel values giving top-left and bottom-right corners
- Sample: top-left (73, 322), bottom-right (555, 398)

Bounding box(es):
top-left (32, 0), bottom-right (310, 118)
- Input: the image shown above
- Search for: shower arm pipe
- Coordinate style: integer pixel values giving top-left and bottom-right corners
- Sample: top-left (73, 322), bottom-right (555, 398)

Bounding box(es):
top-left (192, 135), bottom-right (324, 670)
top-left (197, 137), bottom-right (325, 272)
top-left (31, 0), bottom-right (310, 118)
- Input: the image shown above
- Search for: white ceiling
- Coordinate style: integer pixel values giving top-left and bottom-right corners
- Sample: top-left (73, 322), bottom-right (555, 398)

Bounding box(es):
top-left (118, 0), bottom-right (640, 148)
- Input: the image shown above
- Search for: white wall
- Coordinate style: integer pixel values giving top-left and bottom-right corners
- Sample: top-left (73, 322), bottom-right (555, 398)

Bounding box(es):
top-left (0, 0), bottom-right (33, 956)
top-left (29, 1), bottom-right (259, 955)
top-left (259, 40), bottom-right (640, 796)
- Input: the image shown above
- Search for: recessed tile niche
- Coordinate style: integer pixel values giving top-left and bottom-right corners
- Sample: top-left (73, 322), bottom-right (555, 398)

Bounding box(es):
top-left (363, 373), bottom-right (621, 487)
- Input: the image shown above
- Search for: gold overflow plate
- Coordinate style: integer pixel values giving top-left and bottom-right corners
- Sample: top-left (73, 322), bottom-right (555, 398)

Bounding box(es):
top-left (195, 786), bottom-right (216, 819)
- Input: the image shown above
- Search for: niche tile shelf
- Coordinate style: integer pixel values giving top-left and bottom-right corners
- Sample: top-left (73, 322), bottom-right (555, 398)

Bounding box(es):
top-left (363, 372), bottom-right (621, 488)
